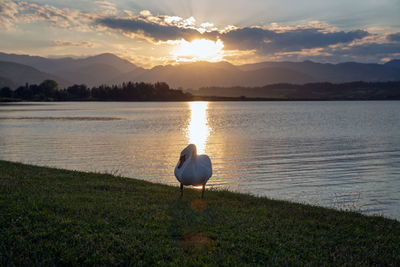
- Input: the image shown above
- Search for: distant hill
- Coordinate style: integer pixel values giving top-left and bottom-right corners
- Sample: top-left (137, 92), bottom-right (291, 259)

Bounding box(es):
top-left (0, 53), bottom-right (141, 87)
top-left (239, 60), bottom-right (400, 83)
top-left (0, 76), bottom-right (15, 88)
top-left (115, 61), bottom-right (314, 89)
top-left (53, 63), bottom-right (126, 86)
top-left (0, 61), bottom-right (69, 88)
top-left (193, 81), bottom-right (400, 100)
top-left (108, 59), bottom-right (400, 89)
top-left (0, 52), bottom-right (399, 90)
top-left (384, 59), bottom-right (400, 69)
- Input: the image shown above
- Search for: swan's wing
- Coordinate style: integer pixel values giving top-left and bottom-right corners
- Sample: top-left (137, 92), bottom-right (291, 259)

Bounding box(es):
top-left (174, 164), bottom-right (182, 181)
top-left (197, 155), bottom-right (212, 179)
top-left (174, 159), bottom-right (184, 182)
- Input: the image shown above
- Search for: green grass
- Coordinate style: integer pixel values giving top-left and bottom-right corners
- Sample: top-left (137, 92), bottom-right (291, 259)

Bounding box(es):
top-left (1, 160), bottom-right (399, 266)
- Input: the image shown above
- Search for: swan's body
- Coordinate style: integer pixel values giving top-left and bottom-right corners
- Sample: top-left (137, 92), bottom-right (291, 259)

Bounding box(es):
top-left (174, 144), bottom-right (212, 198)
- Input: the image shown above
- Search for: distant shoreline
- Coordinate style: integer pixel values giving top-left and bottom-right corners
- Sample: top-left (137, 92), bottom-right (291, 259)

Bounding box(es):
top-left (2, 97), bottom-right (400, 102)
top-left (2, 80), bottom-right (400, 102)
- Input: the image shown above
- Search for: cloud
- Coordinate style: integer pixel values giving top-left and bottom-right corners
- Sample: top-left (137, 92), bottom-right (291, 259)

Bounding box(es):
top-left (97, 15), bottom-right (370, 56)
top-left (1, 1), bottom-right (398, 64)
top-left (330, 42), bottom-right (400, 57)
top-left (219, 26), bottom-right (369, 54)
top-left (95, 0), bottom-right (117, 15)
top-left (0, 0), bottom-right (93, 31)
top-left (387, 32), bottom-right (400, 42)
top-left (96, 10), bottom-right (221, 42)
top-left (264, 40), bottom-right (400, 63)
top-left (0, 0), bottom-right (19, 28)
top-left (96, 14), bottom-right (394, 63)
top-left (96, 17), bottom-right (204, 42)
top-left (52, 40), bottom-right (95, 48)
top-left (18, 1), bottom-right (90, 30)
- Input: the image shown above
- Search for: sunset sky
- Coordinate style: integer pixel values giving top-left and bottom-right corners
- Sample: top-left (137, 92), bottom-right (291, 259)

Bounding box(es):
top-left (1, 0), bottom-right (399, 67)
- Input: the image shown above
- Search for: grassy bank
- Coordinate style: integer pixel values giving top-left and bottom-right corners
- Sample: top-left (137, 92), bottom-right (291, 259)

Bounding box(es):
top-left (1, 160), bottom-right (399, 265)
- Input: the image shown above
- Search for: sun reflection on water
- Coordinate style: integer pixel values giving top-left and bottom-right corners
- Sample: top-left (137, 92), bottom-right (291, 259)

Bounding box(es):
top-left (187, 102), bottom-right (210, 154)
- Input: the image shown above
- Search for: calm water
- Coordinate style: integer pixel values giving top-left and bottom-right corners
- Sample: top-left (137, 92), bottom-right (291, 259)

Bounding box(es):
top-left (1, 101), bottom-right (399, 220)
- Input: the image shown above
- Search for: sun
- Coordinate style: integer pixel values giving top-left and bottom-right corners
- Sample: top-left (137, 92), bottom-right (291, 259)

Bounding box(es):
top-left (171, 39), bottom-right (224, 62)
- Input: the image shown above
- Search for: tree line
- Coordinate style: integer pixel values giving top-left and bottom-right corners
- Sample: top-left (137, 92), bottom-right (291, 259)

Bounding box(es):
top-left (0, 80), bottom-right (192, 101)
top-left (2, 80), bottom-right (400, 101)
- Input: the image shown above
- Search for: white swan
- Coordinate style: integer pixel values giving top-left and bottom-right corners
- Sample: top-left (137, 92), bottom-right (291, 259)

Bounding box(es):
top-left (174, 144), bottom-right (212, 198)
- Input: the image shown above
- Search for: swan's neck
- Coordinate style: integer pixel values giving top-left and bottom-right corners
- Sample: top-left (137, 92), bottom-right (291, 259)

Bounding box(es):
top-left (192, 147), bottom-right (197, 157)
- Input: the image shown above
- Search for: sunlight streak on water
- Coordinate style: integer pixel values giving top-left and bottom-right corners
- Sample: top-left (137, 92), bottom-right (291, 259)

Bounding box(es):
top-left (186, 102), bottom-right (210, 154)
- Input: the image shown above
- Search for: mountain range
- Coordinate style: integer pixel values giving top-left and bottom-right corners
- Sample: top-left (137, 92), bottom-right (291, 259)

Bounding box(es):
top-left (0, 52), bottom-right (399, 90)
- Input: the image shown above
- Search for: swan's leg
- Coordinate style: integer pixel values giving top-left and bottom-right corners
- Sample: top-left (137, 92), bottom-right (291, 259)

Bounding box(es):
top-left (201, 184), bottom-right (205, 199)
top-left (180, 183), bottom-right (183, 197)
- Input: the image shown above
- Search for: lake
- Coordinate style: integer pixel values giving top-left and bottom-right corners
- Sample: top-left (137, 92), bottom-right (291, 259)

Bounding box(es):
top-left (1, 101), bottom-right (399, 220)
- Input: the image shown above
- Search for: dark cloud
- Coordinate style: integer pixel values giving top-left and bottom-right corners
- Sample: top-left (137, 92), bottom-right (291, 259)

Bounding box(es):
top-left (276, 42), bottom-right (400, 63)
top-left (97, 16), bottom-right (370, 56)
top-left (219, 27), bottom-right (275, 51)
top-left (220, 27), bottom-right (369, 53)
top-left (95, 15), bottom-right (400, 62)
top-left (328, 42), bottom-right (400, 56)
top-left (96, 17), bottom-right (204, 41)
top-left (387, 32), bottom-right (400, 42)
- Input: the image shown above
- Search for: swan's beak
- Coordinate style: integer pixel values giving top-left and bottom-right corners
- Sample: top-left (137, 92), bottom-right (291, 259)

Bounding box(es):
top-left (178, 155), bottom-right (186, 169)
